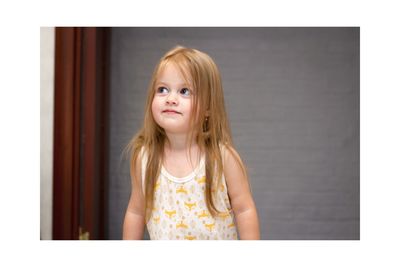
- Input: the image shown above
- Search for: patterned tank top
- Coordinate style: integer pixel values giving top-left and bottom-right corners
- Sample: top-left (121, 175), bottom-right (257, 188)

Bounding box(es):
top-left (141, 147), bottom-right (238, 240)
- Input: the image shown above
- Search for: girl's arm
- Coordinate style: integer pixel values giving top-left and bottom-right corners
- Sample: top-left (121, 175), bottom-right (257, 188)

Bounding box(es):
top-left (223, 146), bottom-right (260, 240)
top-left (122, 153), bottom-right (146, 240)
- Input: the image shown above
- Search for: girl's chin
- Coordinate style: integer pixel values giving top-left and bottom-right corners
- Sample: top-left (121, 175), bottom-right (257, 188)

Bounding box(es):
top-left (160, 124), bottom-right (190, 134)
top-left (163, 128), bottom-right (188, 134)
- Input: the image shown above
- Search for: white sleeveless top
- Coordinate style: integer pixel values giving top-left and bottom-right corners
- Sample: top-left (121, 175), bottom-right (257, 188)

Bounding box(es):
top-left (141, 148), bottom-right (238, 240)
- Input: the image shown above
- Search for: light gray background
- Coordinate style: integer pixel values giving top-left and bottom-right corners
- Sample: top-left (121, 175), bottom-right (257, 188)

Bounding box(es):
top-left (108, 27), bottom-right (359, 240)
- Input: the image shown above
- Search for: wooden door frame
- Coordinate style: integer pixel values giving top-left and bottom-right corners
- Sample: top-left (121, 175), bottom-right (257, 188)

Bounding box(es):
top-left (53, 27), bottom-right (110, 240)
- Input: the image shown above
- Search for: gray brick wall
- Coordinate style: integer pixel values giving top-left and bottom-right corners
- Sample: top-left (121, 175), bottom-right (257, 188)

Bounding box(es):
top-left (108, 27), bottom-right (359, 240)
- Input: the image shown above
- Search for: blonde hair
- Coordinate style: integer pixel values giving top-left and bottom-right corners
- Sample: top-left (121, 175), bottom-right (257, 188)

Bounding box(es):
top-left (125, 46), bottom-right (247, 222)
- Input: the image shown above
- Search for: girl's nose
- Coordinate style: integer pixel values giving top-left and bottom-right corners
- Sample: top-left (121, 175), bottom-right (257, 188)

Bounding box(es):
top-left (166, 92), bottom-right (178, 105)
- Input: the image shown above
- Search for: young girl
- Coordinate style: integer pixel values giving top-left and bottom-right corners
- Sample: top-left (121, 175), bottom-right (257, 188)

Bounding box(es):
top-left (122, 46), bottom-right (260, 240)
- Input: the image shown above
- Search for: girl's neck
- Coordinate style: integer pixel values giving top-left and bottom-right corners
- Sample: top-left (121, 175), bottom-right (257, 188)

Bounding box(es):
top-left (164, 132), bottom-right (202, 173)
top-left (165, 132), bottom-right (197, 152)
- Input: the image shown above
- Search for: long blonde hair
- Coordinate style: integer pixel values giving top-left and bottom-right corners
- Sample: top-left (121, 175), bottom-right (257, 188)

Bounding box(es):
top-left (125, 46), bottom-right (247, 222)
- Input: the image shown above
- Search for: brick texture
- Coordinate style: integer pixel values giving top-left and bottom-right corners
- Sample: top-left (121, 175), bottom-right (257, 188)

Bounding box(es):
top-left (107, 28), bottom-right (359, 240)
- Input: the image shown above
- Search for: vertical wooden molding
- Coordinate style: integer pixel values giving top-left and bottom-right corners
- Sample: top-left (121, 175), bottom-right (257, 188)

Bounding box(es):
top-left (53, 28), bottom-right (81, 239)
top-left (80, 27), bottom-right (110, 240)
top-left (53, 27), bottom-right (109, 240)
top-left (98, 28), bottom-right (110, 239)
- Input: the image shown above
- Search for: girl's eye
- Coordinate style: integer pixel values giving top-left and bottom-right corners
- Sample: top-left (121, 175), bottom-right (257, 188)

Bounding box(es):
top-left (180, 88), bottom-right (191, 96)
top-left (157, 87), bottom-right (169, 94)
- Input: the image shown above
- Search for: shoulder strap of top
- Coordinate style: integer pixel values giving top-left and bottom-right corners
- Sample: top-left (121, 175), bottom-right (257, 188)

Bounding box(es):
top-left (139, 146), bottom-right (147, 194)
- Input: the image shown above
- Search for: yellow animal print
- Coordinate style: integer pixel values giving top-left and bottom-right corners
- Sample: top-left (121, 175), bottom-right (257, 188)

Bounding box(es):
top-left (184, 202), bottom-right (197, 211)
top-left (197, 210), bottom-right (210, 218)
top-left (176, 220), bottom-right (188, 229)
top-left (196, 176), bottom-right (206, 184)
top-left (185, 235), bottom-right (197, 240)
top-left (152, 216), bottom-right (160, 224)
top-left (176, 186), bottom-right (188, 194)
top-left (228, 222), bottom-right (236, 228)
top-left (154, 181), bottom-right (160, 190)
top-left (204, 222), bottom-right (215, 232)
top-left (164, 210), bottom-right (176, 218)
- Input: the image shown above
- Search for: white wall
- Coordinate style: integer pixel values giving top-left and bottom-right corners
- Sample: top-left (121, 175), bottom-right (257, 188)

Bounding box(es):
top-left (40, 27), bottom-right (54, 240)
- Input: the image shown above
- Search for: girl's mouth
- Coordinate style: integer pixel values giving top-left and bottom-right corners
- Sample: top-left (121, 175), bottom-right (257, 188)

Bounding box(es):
top-left (162, 109), bottom-right (181, 115)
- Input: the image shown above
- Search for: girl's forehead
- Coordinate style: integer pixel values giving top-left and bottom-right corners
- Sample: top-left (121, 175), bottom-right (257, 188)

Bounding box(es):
top-left (157, 62), bottom-right (193, 85)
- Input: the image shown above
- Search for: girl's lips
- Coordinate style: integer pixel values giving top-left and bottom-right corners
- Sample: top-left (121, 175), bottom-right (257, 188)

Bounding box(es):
top-left (162, 110), bottom-right (181, 114)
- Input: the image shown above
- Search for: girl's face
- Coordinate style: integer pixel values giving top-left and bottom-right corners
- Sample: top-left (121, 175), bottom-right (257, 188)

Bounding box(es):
top-left (151, 63), bottom-right (194, 135)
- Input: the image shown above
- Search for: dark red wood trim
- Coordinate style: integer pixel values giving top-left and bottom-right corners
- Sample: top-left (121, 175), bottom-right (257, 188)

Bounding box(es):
top-left (79, 28), bottom-right (110, 240)
top-left (53, 27), bottom-right (110, 240)
top-left (97, 28), bottom-right (110, 239)
top-left (72, 28), bottom-right (82, 240)
top-left (81, 28), bottom-right (96, 239)
top-left (53, 27), bottom-right (81, 239)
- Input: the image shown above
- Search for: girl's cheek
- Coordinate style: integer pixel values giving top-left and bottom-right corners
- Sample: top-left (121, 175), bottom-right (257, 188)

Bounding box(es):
top-left (151, 99), bottom-right (158, 114)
